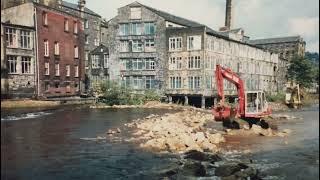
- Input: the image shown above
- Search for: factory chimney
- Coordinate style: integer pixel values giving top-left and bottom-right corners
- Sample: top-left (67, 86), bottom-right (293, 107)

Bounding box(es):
top-left (224, 0), bottom-right (233, 30)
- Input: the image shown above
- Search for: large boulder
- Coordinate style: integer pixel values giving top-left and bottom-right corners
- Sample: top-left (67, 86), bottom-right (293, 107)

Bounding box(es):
top-left (184, 150), bottom-right (222, 162)
top-left (215, 163), bottom-right (248, 177)
top-left (180, 161), bottom-right (206, 177)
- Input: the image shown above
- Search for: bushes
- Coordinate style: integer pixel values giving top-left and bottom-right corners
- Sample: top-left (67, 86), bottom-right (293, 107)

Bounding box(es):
top-left (266, 92), bottom-right (285, 103)
top-left (98, 81), bottom-right (161, 106)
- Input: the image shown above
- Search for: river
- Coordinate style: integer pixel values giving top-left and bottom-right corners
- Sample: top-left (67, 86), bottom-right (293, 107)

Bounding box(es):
top-left (1, 105), bottom-right (319, 180)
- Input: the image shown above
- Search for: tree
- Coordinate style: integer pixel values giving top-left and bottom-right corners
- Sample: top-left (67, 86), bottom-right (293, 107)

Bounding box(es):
top-left (287, 56), bottom-right (315, 88)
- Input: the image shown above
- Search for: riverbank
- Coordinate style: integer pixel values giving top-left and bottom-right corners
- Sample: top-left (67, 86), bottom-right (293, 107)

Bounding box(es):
top-left (1, 99), bottom-right (60, 109)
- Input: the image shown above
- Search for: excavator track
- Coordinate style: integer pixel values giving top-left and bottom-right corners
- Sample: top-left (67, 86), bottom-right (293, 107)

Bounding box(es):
top-left (222, 116), bottom-right (277, 130)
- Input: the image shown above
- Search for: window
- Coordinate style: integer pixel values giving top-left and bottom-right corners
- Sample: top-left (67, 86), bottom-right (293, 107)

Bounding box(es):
top-left (45, 62), bottom-right (49, 75)
top-left (66, 83), bottom-right (71, 92)
top-left (84, 19), bottom-right (89, 29)
top-left (20, 30), bottom-right (31, 49)
top-left (187, 36), bottom-right (201, 50)
top-left (7, 56), bottom-right (17, 74)
top-left (122, 59), bottom-right (132, 70)
top-left (45, 82), bottom-right (50, 91)
top-left (74, 21), bottom-right (78, 34)
top-left (85, 51), bottom-right (89, 67)
top-left (131, 23), bottom-right (142, 35)
top-left (144, 23), bottom-right (155, 35)
top-left (21, 57), bottom-right (32, 74)
top-left (146, 76), bottom-right (155, 89)
top-left (64, 19), bottom-right (69, 31)
top-left (169, 57), bottom-right (182, 70)
top-left (5, 28), bottom-right (17, 48)
top-left (55, 82), bottom-right (60, 89)
top-left (92, 55), bottom-right (99, 68)
top-left (103, 54), bottom-right (109, 68)
top-left (188, 56), bottom-right (201, 69)
top-left (132, 59), bottom-right (144, 70)
top-left (132, 40), bottom-right (143, 52)
top-left (43, 12), bottom-right (48, 26)
top-left (44, 40), bottom-right (49, 57)
top-left (169, 37), bottom-right (182, 51)
top-left (130, 7), bottom-right (141, 19)
top-left (74, 46), bottom-right (79, 58)
top-left (119, 41), bottom-right (129, 52)
top-left (145, 58), bottom-right (155, 70)
top-left (94, 38), bottom-right (99, 46)
top-left (55, 64), bottom-right (60, 76)
top-left (54, 42), bottom-right (59, 55)
top-left (145, 39), bottom-right (155, 51)
top-left (132, 76), bottom-right (143, 89)
top-left (119, 24), bottom-right (129, 36)
top-left (85, 35), bottom-right (89, 44)
top-left (66, 65), bottom-right (70, 77)
top-left (170, 77), bottom-right (182, 89)
top-left (188, 76), bottom-right (201, 89)
top-left (75, 65), bottom-right (79, 77)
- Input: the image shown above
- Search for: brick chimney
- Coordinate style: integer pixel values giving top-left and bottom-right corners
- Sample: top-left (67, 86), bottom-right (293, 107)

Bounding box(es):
top-left (225, 0), bottom-right (233, 30)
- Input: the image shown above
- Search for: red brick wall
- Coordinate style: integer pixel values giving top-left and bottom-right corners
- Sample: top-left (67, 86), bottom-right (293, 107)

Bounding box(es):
top-left (36, 6), bottom-right (84, 97)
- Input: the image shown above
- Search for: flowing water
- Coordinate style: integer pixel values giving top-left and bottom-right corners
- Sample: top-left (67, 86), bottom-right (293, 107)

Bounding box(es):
top-left (1, 105), bottom-right (319, 180)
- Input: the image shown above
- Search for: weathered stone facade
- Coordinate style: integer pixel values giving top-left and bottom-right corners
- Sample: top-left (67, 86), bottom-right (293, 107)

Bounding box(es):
top-left (88, 44), bottom-right (109, 91)
top-left (1, 3), bottom-right (36, 98)
top-left (249, 36), bottom-right (306, 61)
top-left (105, 2), bottom-right (168, 93)
top-left (166, 26), bottom-right (279, 107)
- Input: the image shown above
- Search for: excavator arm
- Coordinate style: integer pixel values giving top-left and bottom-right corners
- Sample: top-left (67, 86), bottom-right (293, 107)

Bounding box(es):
top-left (213, 65), bottom-right (246, 120)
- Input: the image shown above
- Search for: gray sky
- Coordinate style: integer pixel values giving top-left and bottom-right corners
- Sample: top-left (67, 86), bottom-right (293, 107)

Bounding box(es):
top-left (67, 0), bottom-right (319, 53)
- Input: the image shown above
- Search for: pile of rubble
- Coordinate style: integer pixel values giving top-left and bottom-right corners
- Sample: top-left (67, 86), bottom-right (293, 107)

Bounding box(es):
top-left (123, 109), bottom-right (225, 153)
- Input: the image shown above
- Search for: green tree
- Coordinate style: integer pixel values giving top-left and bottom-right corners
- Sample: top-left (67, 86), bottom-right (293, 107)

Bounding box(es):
top-left (287, 56), bottom-right (314, 88)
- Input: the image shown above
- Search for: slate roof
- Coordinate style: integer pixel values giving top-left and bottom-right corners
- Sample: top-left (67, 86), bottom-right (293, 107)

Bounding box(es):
top-left (249, 36), bottom-right (302, 45)
top-left (62, 1), bottom-right (101, 17)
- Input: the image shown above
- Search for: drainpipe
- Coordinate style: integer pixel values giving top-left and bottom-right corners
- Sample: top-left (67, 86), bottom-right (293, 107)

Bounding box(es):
top-left (34, 7), bottom-right (40, 98)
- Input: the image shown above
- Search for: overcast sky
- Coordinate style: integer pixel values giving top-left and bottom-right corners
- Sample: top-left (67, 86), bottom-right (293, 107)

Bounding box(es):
top-left (67, 0), bottom-right (319, 53)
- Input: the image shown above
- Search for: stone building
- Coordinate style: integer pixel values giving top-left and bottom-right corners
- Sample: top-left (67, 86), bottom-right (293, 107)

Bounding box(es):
top-left (1, 20), bottom-right (9, 98)
top-left (166, 26), bottom-right (279, 108)
top-left (88, 44), bottom-right (109, 90)
top-left (249, 36), bottom-right (306, 61)
top-left (103, 2), bottom-right (281, 107)
top-left (1, 1), bottom-right (85, 98)
top-left (1, 3), bottom-right (36, 98)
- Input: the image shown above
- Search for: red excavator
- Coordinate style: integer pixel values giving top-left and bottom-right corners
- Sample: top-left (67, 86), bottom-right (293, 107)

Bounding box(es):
top-left (212, 64), bottom-right (272, 128)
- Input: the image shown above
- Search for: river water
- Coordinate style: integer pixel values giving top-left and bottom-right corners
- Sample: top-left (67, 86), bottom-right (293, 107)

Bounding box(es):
top-left (1, 105), bottom-right (319, 180)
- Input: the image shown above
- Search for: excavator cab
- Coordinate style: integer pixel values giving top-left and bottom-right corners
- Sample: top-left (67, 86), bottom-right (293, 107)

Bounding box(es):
top-left (245, 91), bottom-right (271, 118)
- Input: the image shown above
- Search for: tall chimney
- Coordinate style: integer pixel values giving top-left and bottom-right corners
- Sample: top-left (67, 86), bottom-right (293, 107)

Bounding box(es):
top-left (225, 0), bottom-right (233, 30)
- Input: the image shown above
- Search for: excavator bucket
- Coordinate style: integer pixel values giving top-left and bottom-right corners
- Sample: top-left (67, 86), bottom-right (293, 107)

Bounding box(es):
top-left (212, 105), bottom-right (232, 121)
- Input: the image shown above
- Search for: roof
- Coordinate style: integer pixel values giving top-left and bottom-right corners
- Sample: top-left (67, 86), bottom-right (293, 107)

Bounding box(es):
top-left (130, 2), bottom-right (203, 28)
top-left (91, 44), bottom-right (109, 54)
top-left (249, 36), bottom-right (303, 45)
top-left (62, 1), bottom-right (101, 17)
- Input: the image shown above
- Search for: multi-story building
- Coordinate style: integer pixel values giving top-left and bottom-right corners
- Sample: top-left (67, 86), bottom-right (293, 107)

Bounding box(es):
top-left (36, 3), bottom-right (84, 97)
top-left (1, 1), bottom-right (84, 98)
top-left (89, 44), bottom-right (109, 90)
top-left (59, 0), bottom-right (108, 93)
top-left (1, 20), bottom-right (8, 98)
top-left (248, 36), bottom-right (306, 61)
top-left (166, 26), bottom-right (279, 107)
top-left (1, 3), bottom-right (36, 98)
top-left (104, 2), bottom-right (281, 108)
